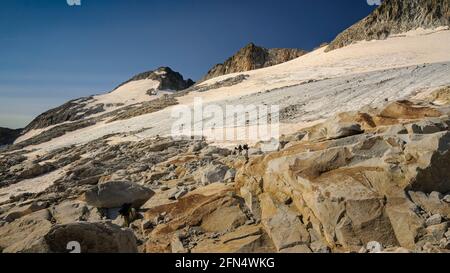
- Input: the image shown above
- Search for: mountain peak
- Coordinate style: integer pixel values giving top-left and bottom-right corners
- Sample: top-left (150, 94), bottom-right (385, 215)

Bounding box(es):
top-left (244, 42), bottom-right (257, 48)
top-left (200, 43), bottom-right (307, 82)
top-left (22, 67), bottom-right (194, 132)
top-left (114, 66), bottom-right (194, 92)
top-left (326, 0), bottom-right (450, 52)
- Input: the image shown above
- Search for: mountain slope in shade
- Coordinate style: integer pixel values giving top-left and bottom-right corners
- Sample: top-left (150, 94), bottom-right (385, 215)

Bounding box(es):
top-left (326, 0), bottom-right (450, 51)
top-left (0, 127), bottom-right (22, 146)
top-left (200, 43), bottom-right (307, 82)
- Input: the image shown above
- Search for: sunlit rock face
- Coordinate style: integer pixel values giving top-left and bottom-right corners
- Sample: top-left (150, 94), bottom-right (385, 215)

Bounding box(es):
top-left (327, 0), bottom-right (450, 51)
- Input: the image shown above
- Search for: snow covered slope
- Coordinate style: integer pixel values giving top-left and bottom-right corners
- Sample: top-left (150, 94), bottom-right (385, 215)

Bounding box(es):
top-left (11, 28), bottom-right (450, 154)
top-left (15, 67), bottom-right (192, 144)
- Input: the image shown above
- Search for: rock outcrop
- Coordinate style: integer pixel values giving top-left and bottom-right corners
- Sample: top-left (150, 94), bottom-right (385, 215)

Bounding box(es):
top-left (82, 180), bottom-right (155, 209)
top-left (35, 221), bottom-right (138, 253)
top-left (143, 183), bottom-right (272, 253)
top-left (235, 89), bottom-right (450, 252)
top-left (327, 0), bottom-right (450, 51)
top-left (23, 97), bottom-right (103, 131)
top-left (0, 209), bottom-right (53, 253)
top-left (200, 43), bottom-right (307, 82)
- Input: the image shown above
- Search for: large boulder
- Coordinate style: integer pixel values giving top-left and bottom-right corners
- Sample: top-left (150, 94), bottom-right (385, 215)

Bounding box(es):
top-left (31, 221), bottom-right (138, 253)
top-left (0, 210), bottom-right (136, 253)
top-left (200, 204), bottom-right (248, 233)
top-left (259, 193), bottom-right (310, 252)
top-left (82, 180), bottom-right (154, 209)
top-left (379, 100), bottom-right (443, 120)
top-left (404, 132), bottom-right (450, 193)
top-left (386, 199), bottom-right (426, 249)
top-left (0, 210), bottom-right (53, 253)
top-left (144, 184), bottom-right (252, 253)
top-left (195, 163), bottom-right (229, 185)
top-left (405, 119), bottom-right (447, 135)
top-left (192, 225), bottom-right (276, 253)
top-left (1, 201), bottom-right (48, 223)
top-left (305, 114), bottom-right (363, 142)
top-left (409, 191), bottom-right (450, 219)
top-left (51, 200), bottom-right (102, 224)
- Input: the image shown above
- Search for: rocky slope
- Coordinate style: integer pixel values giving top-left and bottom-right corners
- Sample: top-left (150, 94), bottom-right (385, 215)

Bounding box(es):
top-left (236, 86), bottom-right (450, 253)
top-left (200, 43), bottom-right (307, 82)
top-left (326, 0), bottom-right (450, 51)
top-left (1, 87), bottom-right (450, 253)
top-left (0, 128), bottom-right (22, 146)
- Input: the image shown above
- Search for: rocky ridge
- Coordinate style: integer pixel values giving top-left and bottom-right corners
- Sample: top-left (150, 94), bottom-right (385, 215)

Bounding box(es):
top-left (326, 0), bottom-right (450, 51)
top-left (200, 43), bottom-right (307, 82)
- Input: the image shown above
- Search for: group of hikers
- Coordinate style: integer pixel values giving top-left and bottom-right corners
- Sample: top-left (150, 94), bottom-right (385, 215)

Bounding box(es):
top-left (233, 144), bottom-right (250, 158)
top-left (118, 203), bottom-right (137, 227)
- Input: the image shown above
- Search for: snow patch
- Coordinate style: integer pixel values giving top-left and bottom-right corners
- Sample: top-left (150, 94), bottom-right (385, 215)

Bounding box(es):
top-left (0, 169), bottom-right (65, 203)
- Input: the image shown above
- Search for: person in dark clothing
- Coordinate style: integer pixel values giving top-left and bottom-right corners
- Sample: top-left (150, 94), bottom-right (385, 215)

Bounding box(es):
top-left (238, 145), bottom-right (243, 155)
top-left (119, 203), bottom-right (136, 227)
top-left (243, 144), bottom-right (249, 160)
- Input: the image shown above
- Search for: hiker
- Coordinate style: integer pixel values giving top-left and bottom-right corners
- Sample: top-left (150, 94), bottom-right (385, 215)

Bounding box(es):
top-left (119, 203), bottom-right (137, 227)
top-left (243, 144), bottom-right (249, 160)
top-left (238, 145), bottom-right (243, 155)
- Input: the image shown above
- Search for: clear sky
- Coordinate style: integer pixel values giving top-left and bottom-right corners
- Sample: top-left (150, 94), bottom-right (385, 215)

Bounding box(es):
top-left (0, 0), bottom-right (377, 129)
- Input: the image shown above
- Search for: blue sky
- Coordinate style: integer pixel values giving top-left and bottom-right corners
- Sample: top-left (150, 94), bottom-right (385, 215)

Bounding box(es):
top-left (0, 0), bottom-right (377, 129)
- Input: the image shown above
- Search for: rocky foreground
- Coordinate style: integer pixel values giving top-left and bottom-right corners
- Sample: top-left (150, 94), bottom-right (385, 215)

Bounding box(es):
top-left (1, 86), bottom-right (450, 253)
